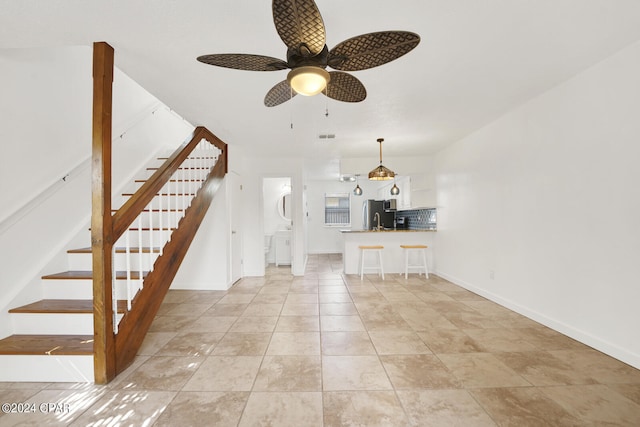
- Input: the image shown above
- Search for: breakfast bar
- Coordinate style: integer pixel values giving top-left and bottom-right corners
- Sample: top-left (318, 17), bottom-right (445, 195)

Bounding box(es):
top-left (340, 229), bottom-right (436, 276)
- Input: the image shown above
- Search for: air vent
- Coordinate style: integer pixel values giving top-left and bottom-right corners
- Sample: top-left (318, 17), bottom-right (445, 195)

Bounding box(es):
top-left (318, 134), bottom-right (336, 139)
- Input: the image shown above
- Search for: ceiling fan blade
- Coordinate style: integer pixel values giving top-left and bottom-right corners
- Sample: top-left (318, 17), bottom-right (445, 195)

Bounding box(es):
top-left (324, 71), bottom-right (367, 103)
top-left (197, 54), bottom-right (289, 71)
top-left (264, 80), bottom-right (297, 107)
top-left (273, 0), bottom-right (326, 56)
top-left (328, 31), bottom-right (420, 71)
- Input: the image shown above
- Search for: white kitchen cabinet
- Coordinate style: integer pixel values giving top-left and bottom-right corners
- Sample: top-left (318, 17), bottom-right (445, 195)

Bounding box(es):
top-left (376, 183), bottom-right (388, 200)
top-left (396, 176), bottom-right (411, 210)
top-left (409, 173), bottom-right (435, 208)
top-left (274, 230), bottom-right (291, 266)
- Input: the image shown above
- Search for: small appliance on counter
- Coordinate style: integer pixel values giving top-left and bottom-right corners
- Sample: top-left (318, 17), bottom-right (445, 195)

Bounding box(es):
top-left (394, 216), bottom-right (408, 229)
top-left (383, 199), bottom-right (397, 211)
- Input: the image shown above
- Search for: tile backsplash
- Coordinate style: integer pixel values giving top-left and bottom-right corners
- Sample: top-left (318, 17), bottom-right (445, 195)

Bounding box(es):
top-left (397, 208), bottom-right (437, 230)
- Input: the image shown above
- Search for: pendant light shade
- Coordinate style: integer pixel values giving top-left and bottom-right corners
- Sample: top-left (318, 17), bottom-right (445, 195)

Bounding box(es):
top-left (390, 183), bottom-right (400, 195)
top-left (368, 138), bottom-right (395, 180)
top-left (353, 174), bottom-right (363, 196)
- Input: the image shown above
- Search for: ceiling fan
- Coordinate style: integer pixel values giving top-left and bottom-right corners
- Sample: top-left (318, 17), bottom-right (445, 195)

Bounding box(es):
top-left (197, 0), bottom-right (420, 107)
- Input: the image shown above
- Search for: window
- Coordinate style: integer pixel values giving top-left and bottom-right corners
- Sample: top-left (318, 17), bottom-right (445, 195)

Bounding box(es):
top-left (324, 193), bottom-right (351, 226)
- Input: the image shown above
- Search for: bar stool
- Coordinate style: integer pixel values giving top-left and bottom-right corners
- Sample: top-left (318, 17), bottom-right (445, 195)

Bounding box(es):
top-left (358, 245), bottom-right (384, 280)
top-left (400, 244), bottom-right (429, 279)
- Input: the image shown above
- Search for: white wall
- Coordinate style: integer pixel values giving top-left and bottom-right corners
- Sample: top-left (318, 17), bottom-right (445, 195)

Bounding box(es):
top-left (0, 47), bottom-right (92, 221)
top-left (0, 46), bottom-right (192, 337)
top-left (434, 40), bottom-right (640, 368)
top-left (172, 176), bottom-right (231, 290)
top-left (305, 179), bottom-right (374, 254)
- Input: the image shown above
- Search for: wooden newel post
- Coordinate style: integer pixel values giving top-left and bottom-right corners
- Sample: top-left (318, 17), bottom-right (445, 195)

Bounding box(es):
top-left (92, 41), bottom-right (116, 384)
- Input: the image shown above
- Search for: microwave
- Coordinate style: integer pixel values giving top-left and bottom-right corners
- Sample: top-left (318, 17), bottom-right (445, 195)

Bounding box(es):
top-left (383, 199), bottom-right (397, 211)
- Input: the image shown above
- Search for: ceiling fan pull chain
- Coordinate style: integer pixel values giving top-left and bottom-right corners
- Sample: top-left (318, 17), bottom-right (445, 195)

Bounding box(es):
top-left (290, 86), bottom-right (294, 129)
top-left (325, 89), bottom-right (329, 118)
top-left (322, 94), bottom-right (330, 135)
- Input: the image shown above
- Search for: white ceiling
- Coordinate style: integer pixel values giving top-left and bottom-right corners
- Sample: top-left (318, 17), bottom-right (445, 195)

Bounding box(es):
top-left (3, 0), bottom-right (640, 178)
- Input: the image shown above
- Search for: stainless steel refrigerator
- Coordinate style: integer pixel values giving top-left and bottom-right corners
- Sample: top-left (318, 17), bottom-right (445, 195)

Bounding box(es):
top-left (362, 199), bottom-right (395, 230)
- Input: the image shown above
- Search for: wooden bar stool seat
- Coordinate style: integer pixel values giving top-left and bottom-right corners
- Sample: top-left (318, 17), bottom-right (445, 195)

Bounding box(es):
top-left (400, 244), bottom-right (429, 279)
top-left (358, 245), bottom-right (384, 280)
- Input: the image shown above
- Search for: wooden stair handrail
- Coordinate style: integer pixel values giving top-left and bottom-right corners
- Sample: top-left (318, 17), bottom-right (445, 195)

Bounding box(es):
top-left (112, 126), bottom-right (226, 241)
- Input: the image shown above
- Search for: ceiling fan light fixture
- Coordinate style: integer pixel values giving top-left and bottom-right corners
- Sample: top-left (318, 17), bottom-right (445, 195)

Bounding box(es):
top-left (198, 0), bottom-right (420, 107)
top-left (287, 66), bottom-right (330, 96)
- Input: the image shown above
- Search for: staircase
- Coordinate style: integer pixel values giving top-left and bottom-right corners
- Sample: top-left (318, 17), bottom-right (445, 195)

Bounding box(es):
top-left (0, 148), bottom-right (218, 382)
top-left (0, 44), bottom-right (229, 383)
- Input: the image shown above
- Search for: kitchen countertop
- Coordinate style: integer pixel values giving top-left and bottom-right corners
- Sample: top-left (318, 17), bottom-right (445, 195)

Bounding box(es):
top-left (340, 229), bottom-right (436, 233)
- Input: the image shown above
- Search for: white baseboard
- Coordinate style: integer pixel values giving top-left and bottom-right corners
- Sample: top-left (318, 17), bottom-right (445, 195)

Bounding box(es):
top-left (435, 269), bottom-right (640, 370)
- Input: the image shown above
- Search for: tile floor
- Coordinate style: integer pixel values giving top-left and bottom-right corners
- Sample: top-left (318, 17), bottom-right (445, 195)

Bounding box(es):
top-left (2, 253), bottom-right (640, 426)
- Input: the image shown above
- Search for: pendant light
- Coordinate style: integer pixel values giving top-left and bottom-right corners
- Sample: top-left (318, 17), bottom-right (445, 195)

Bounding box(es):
top-left (390, 180), bottom-right (400, 195)
top-left (353, 174), bottom-right (363, 196)
top-left (368, 138), bottom-right (395, 180)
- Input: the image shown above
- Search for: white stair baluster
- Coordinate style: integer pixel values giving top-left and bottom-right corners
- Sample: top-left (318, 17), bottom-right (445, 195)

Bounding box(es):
top-left (189, 159), bottom-right (193, 204)
top-left (125, 229), bottom-right (132, 310)
top-left (171, 174), bottom-right (176, 231)
top-left (158, 186), bottom-right (163, 256)
top-left (167, 177), bottom-right (172, 237)
top-left (147, 200), bottom-right (154, 274)
top-left (137, 216), bottom-right (143, 292)
top-left (182, 167), bottom-right (187, 213)
top-left (112, 246), bottom-right (119, 334)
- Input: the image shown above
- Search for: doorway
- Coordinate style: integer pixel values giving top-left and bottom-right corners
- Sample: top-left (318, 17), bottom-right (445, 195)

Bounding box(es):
top-left (263, 177), bottom-right (292, 271)
top-left (229, 171), bottom-right (243, 284)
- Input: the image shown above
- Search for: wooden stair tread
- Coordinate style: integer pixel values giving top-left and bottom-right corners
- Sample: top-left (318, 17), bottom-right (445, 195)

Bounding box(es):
top-left (0, 334), bottom-right (93, 355)
top-left (42, 270), bottom-right (148, 280)
top-left (128, 227), bottom-right (177, 231)
top-left (157, 156), bottom-right (215, 160)
top-left (122, 193), bottom-right (196, 196)
top-left (68, 247), bottom-right (161, 254)
top-left (134, 179), bottom-right (204, 183)
top-left (9, 299), bottom-right (128, 314)
top-left (147, 166), bottom-right (210, 170)
top-left (112, 209), bottom-right (183, 212)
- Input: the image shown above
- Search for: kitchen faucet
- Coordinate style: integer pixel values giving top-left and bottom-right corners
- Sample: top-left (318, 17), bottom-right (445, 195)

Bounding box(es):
top-left (374, 212), bottom-right (381, 231)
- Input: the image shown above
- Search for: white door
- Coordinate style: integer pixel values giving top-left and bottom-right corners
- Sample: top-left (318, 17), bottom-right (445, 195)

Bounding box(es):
top-left (230, 172), bottom-right (243, 284)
